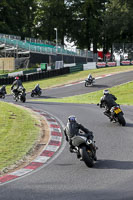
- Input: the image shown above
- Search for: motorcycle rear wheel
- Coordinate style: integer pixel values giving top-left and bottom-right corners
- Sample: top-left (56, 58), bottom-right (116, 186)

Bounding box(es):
top-left (118, 113), bottom-right (126, 126)
top-left (22, 96), bottom-right (26, 103)
top-left (80, 146), bottom-right (94, 168)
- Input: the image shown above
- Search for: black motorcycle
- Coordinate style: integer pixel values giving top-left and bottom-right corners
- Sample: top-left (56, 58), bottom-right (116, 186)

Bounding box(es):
top-left (71, 134), bottom-right (97, 168)
top-left (97, 103), bottom-right (126, 126)
top-left (0, 91), bottom-right (6, 99)
top-left (85, 78), bottom-right (95, 87)
top-left (12, 87), bottom-right (26, 103)
top-left (31, 89), bottom-right (42, 97)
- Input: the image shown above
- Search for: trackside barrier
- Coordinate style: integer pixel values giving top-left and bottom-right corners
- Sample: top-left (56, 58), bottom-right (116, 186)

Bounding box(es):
top-left (69, 64), bottom-right (83, 73)
top-left (96, 62), bottom-right (116, 68)
top-left (0, 67), bottom-right (70, 86)
top-left (120, 60), bottom-right (133, 65)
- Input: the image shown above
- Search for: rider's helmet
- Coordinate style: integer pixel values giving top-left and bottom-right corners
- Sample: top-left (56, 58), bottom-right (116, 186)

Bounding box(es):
top-left (37, 84), bottom-right (40, 87)
top-left (68, 115), bottom-right (76, 122)
top-left (15, 76), bottom-right (19, 80)
top-left (103, 89), bottom-right (109, 95)
top-left (2, 85), bottom-right (6, 88)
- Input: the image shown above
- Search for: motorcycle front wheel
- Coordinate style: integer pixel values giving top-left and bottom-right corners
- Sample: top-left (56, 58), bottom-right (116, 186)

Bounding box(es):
top-left (80, 146), bottom-right (94, 168)
top-left (38, 91), bottom-right (42, 96)
top-left (31, 93), bottom-right (34, 97)
top-left (85, 82), bottom-right (89, 87)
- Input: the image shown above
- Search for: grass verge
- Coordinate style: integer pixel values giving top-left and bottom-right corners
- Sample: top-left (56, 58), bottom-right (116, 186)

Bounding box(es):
top-left (32, 81), bottom-right (133, 106)
top-left (0, 102), bottom-right (40, 173)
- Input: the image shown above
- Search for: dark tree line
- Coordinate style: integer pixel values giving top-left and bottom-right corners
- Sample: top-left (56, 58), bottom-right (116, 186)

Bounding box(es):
top-left (0, 0), bottom-right (133, 53)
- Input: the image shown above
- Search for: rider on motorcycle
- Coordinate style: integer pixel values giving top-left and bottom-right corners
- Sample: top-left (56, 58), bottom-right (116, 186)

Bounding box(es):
top-left (0, 85), bottom-right (7, 95)
top-left (11, 76), bottom-right (24, 96)
top-left (64, 115), bottom-right (94, 153)
top-left (100, 89), bottom-right (117, 120)
top-left (87, 74), bottom-right (93, 81)
top-left (34, 84), bottom-right (41, 94)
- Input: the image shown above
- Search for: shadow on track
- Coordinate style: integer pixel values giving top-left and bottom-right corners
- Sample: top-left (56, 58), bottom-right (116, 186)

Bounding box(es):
top-left (88, 84), bottom-right (109, 88)
top-left (95, 159), bottom-right (133, 170)
top-left (125, 123), bottom-right (133, 128)
top-left (30, 95), bottom-right (56, 99)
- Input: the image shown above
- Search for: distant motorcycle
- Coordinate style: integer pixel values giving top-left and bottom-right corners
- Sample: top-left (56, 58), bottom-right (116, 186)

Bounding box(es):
top-left (71, 133), bottom-right (98, 168)
top-left (85, 78), bottom-right (95, 87)
top-left (31, 89), bottom-right (42, 97)
top-left (12, 86), bottom-right (26, 103)
top-left (0, 86), bottom-right (6, 99)
top-left (0, 92), bottom-right (6, 99)
top-left (97, 103), bottom-right (126, 126)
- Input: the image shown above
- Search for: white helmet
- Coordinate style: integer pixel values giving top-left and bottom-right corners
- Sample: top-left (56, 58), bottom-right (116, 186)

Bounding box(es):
top-left (68, 115), bottom-right (76, 122)
top-left (103, 89), bottom-right (109, 95)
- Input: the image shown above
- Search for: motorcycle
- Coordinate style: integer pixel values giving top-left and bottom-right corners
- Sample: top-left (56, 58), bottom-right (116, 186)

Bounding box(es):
top-left (12, 86), bottom-right (26, 103)
top-left (71, 134), bottom-right (97, 168)
top-left (31, 89), bottom-right (42, 97)
top-left (0, 92), bottom-right (6, 99)
top-left (85, 78), bottom-right (95, 87)
top-left (97, 103), bottom-right (126, 126)
top-left (110, 105), bottom-right (126, 126)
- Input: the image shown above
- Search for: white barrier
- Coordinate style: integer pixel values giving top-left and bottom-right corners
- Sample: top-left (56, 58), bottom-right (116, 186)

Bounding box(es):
top-left (8, 71), bottom-right (23, 77)
top-left (55, 61), bottom-right (64, 69)
top-left (83, 62), bottom-right (96, 70)
top-left (64, 63), bottom-right (76, 67)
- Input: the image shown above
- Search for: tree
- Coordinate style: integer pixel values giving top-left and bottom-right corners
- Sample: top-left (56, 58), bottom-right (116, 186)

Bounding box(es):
top-left (0, 0), bottom-right (37, 38)
top-left (65, 0), bottom-right (108, 52)
top-left (34, 0), bottom-right (66, 45)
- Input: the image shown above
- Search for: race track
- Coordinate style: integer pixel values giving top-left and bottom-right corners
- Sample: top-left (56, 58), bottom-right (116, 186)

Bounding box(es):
top-left (0, 71), bottom-right (133, 200)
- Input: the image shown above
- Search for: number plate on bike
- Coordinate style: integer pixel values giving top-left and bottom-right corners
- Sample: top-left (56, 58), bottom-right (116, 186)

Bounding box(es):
top-left (114, 108), bottom-right (121, 114)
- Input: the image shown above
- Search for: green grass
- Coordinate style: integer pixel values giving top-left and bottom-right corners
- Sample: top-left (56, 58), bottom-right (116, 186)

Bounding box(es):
top-left (32, 80), bottom-right (133, 106)
top-left (0, 102), bottom-right (40, 172)
top-left (5, 65), bottom-right (133, 94)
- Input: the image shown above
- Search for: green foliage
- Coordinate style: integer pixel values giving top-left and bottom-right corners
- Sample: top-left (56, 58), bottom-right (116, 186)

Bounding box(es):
top-left (0, 0), bottom-right (133, 50)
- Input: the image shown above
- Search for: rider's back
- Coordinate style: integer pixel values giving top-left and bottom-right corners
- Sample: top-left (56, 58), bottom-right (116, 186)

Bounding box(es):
top-left (103, 94), bottom-right (117, 107)
top-left (66, 121), bottom-right (79, 138)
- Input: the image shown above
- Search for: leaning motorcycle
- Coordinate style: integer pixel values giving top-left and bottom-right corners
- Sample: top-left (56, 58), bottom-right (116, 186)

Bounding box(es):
top-left (110, 105), bottom-right (126, 126)
top-left (85, 78), bottom-right (95, 87)
top-left (12, 87), bottom-right (26, 103)
top-left (31, 89), bottom-right (42, 97)
top-left (71, 134), bottom-right (97, 168)
top-left (98, 103), bottom-right (126, 126)
top-left (0, 92), bottom-right (6, 99)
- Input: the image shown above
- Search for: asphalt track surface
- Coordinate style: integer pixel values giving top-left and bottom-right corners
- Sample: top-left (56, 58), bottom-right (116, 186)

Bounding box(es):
top-left (0, 71), bottom-right (133, 200)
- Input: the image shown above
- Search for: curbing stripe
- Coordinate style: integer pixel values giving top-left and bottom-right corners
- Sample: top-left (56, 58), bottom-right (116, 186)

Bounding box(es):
top-left (10, 168), bottom-right (33, 177)
top-left (0, 109), bottom-right (63, 185)
top-left (45, 145), bottom-right (60, 152)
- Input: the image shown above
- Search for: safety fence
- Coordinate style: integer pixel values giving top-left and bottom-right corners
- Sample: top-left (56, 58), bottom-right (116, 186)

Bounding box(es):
top-left (0, 67), bottom-right (70, 85)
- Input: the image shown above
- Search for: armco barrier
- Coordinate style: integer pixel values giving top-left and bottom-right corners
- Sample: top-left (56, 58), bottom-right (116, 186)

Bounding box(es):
top-left (69, 64), bottom-right (83, 73)
top-left (0, 67), bottom-right (70, 86)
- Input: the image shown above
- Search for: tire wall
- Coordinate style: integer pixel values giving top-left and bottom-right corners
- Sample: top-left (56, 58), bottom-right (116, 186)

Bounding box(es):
top-left (0, 67), bottom-right (70, 86)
